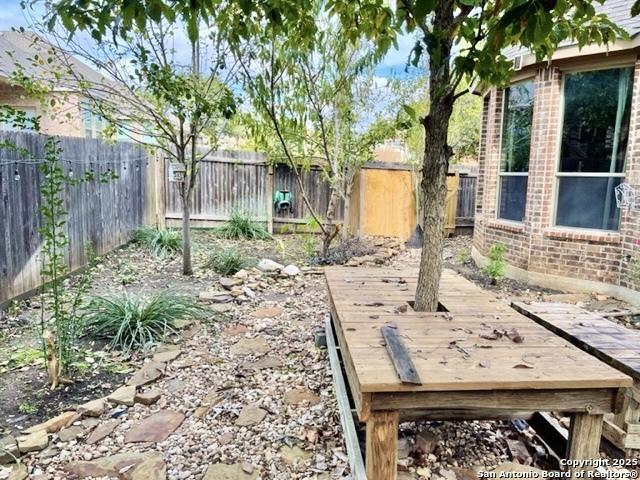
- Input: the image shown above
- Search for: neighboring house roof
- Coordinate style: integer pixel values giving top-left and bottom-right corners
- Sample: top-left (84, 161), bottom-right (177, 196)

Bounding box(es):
top-left (0, 30), bottom-right (105, 89)
top-left (502, 0), bottom-right (640, 61)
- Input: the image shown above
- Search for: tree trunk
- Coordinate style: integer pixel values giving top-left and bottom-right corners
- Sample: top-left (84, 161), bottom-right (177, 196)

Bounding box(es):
top-left (414, 1), bottom-right (455, 312)
top-left (322, 188), bottom-right (341, 256)
top-left (182, 190), bottom-right (193, 275)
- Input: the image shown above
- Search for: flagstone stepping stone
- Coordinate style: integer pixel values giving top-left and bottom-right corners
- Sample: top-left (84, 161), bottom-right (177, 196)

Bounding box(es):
top-left (81, 418), bottom-right (101, 429)
top-left (135, 389), bottom-right (162, 405)
top-left (212, 303), bottom-right (233, 313)
top-left (219, 432), bottom-right (234, 445)
top-left (242, 356), bottom-right (283, 370)
top-left (107, 385), bottom-right (136, 406)
top-left (235, 405), bottom-right (267, 427)
top-left (199, 291), bottom-right (233, 303)
top-left (7, 464), bottom-right (27, 480)
top-left (64, 452), bottom-right (166, 479)
top-left (124, 410), bottom-right (185, 443)
top-left (17, 430), bottom-right (48, 453)
top-left (251, 307), bottom-right (284, 319)
top-left (165, 378), bottom-right (187, 393)
top-left (0, 435), bottom-right (19, 463)
top-left (86, 421), bottom-right (118, 445)
top-left (58, 426), bottom-right (84, 443)
top-left (283, 388), bottom-right (320, 406)
top-left (278, 445), bottom-right (312, 465)
top-left (38, 445), bottom-right (59, 458)
top-left (203, 463), bottom-right (257, 480)
top-left (24, 411), bottom-right (77, 433)
top-left (127, 361), bottom-right (165, 387)
top-left (152, 347), bottom-right (181, 363)
top-left (230, 338), bottom-right (270, 356)
top-left (222, 324), bottom-right (249, 336)
top-left (77, 398), bottom-right (106, 417)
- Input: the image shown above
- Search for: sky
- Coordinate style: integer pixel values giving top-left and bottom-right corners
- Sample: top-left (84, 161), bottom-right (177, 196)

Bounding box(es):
top-left (0, 0), bottom-right (422, 79)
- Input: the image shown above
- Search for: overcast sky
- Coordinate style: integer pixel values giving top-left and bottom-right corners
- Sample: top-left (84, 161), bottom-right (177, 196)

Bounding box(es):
top-left (0, 0), bottom-right (421, 78)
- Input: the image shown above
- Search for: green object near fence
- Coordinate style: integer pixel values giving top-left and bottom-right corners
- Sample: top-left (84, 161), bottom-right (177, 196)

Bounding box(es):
top-left (274, 190), bottom-right (293, 214)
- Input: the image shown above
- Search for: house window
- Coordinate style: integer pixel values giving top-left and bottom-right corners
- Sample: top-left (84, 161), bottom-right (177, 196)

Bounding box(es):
top-left (498, 80), bottom-right (534, 222)
top-left (81, 101), bottom-right (103, 139)
top-left (556, 67), bottom-right (633, 231)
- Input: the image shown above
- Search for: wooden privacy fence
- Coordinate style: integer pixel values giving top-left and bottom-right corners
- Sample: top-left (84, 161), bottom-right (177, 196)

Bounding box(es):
top-left (0, 132), bottom-right (154, 305)
top-left (164, 151), bottom-right (343, 229)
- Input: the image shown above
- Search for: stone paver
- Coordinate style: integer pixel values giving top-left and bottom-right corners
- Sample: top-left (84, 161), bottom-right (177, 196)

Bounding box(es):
top-left (203, 463), bottom-right (258, 480)
top-left (124, 410), bottom-right (185, 443)
top-left (235, 405), bottom-right (267, 427)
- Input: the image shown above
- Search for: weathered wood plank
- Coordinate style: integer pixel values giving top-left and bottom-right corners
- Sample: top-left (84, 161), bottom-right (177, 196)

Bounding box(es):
top-left (365, 410), bottom-right (398, 480)
top-left (380, 325), bottom-right (421, 385)
top-left (567, 413), bottom-right (603, 476)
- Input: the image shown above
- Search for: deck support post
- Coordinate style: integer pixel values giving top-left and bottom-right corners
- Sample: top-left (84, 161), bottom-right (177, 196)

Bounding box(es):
top-left (365, 410), bottom-right (399, 480)
top-left (567, 412), bottom-right (603, 477)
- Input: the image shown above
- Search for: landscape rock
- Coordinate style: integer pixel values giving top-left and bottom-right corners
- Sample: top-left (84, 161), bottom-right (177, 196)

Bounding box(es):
top-left (282, 264), bottom-right (301, 277)
top-left (414, 429), bottom-right (439, 455)
top-left (77, 399), bottom-right (106, 417)
top-left (124, 410), bottom-right (185, 443)
top-left (0, 435), bottom-right (19, 463)
top-left (222, 324), bottom-right (249, 336)
top-left (397, 437), bottom-right (411, 459)
top-left (7, 464), bottom-right (27, 480)
top-left (203, 463), bottom-right (258, 480)
top-left (85, 421), bottom-right (118, 445)
top-left (152, 347), bottom-right (181, 363)
top-left (220, 277), bottom-right (243, 290)
top-left (212, 303), bottom-right (234, 313)
top-left (493, 462), bottom-right (544, 474)
top-left (199, 291), bottom-right (233, 303)
top-left (107, 385), bottom-right (137, 406)
top-left (135, 389), bottom-right (162, 405)
top-left (257, 258), bottom-right (284, 272)
top-left (17, 430), bottom-right (48, 453)
top-left (24, 411), bottom-right (77, 434)
top-left (235, 405), bottom-right (267, 426)
top-left (127, 360), bottom-right (165, 387)
top-left (283, 388), bottom-right (320, 406)
top-left (242, 356), bottom-right (283, 370)
top-left (229, 337), bottom-right (270, 356)
top-left (57, 426), bottom-right (84, 443)
top-left (64, 452), bottom-right (166, 479)
top-left (251, 307), bottom-right (283, 319)
top-left (278, 445), bottom-right (312, 465)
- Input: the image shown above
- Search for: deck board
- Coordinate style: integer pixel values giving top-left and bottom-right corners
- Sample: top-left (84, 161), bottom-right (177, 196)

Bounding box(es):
top-left (325, 267), bottom-right (631, 394)
top-left (512, 301), bottom-right (640, 380)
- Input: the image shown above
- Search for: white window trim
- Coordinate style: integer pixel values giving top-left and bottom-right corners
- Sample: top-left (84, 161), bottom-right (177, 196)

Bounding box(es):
top-left (552, 65), bottom-right (633, 232)
top-left (496, 80), bottom-right (534, 223)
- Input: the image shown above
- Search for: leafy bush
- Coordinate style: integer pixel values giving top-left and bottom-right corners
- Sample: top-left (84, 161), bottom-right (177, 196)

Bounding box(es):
top-left (216, 210), bottom-right (271, 240)
top-left (83, 293), bottom-right (206, 351)
top-left (134, 227), bottom-right (182, 258)
top-left (455, 249), bottom-right (471, 264)
top-left (483, 242), bottom-right (507, 284)
top-left (206, 248), bottom-right (248, 275)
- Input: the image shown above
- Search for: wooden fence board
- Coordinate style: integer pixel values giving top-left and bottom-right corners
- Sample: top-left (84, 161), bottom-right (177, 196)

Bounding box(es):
top-left (0, 131), bottom-right (151, 305)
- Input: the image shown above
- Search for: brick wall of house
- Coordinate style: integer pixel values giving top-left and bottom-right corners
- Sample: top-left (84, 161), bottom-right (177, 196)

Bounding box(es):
top-left (474, 57), bottom-right (640, 295)
top-left (0, 81), bottom-right (83, 137)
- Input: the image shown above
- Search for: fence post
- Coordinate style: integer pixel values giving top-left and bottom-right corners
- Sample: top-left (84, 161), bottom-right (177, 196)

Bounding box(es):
top-left (266, 163), bottom-right (274, 234)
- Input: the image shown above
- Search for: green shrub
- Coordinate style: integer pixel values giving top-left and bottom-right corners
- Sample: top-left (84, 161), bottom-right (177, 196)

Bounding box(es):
top-left (134, 227), bottom-right (182, 258)
top-left (216, 210), bottom-right (271, 240)
top-left (455, 249), bottom-right (471, 264)
top-left (483, 242), bottom-right (507, 284)
top-left (83, 293), bottom-right (206, 351)
top-left (206, 248), bottom-right (248, 275)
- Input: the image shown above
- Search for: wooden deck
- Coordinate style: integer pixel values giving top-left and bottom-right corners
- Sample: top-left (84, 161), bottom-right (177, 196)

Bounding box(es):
top-left (512, 301), bottom-right (640, 450)
top-left (325, 267), bottom-right (632, 480)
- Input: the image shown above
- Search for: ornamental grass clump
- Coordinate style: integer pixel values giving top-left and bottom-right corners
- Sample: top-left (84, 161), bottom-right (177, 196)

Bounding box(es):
top-left (216, 210), bottom-right (271, 240)
top-left (83, 292), bottom-right (206, 351)
top-left (205, 248), bottom-right (249, 275)
top-left (133, 227), bottom-right (182, 258)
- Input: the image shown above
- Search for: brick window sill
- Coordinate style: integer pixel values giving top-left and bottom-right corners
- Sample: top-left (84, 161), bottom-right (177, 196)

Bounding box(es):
top-left (543, 227), bottom-right (621, 244)
top-left (486, 219), bottom-right (525, 234)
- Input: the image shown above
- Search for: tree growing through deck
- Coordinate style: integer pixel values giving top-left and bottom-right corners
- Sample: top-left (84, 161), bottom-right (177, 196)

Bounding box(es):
top-left (48, 0), bottom-right (629, 307)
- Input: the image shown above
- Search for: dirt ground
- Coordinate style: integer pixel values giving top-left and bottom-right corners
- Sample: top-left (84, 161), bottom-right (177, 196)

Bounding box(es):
top-left (0, 231), bottom-right (638, 479)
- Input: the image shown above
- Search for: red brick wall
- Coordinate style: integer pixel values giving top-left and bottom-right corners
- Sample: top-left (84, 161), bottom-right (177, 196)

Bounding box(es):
top-left (474, 58), bottom-right (640, 293)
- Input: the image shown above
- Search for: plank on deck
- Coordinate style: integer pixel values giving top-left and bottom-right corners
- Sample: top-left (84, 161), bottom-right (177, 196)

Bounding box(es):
top-left (325, 267), bottom-right (631, 394)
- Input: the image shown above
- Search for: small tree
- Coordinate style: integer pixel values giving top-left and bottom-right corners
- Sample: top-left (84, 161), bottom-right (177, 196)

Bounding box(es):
top-left (17, 15), bottom-right (237, 275)
top-left (238, 16), bottom-right (398, 254)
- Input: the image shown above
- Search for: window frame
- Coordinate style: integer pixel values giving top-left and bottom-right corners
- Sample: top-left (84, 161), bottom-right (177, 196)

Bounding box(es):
top-left (552, 64), bottom-right (633, 233)
top-left (496, 78), bottom-right (535, 224)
